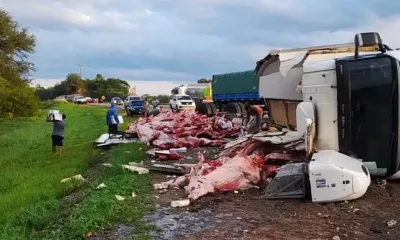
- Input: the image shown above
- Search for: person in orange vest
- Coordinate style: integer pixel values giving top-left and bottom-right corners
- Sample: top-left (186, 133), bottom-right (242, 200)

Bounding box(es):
top-left (243, 102), bottom-right (263, 134)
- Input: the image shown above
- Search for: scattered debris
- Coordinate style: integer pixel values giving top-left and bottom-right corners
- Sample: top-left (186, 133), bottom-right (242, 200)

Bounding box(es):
top-left (353, 208), bottom-right (360, 213)
top-left (171, 199), bottom-right (190, 208)
top-left (131, 192), bottom-right (137, 198)
top-left (101, 163), bottom-right (113, 167)
top-left (93, 133), bottom-right (138, 148)
top-left (115, 195), bottom-right (125, 201)
top-left (146, 149), bottom-right (156, 156)
top-left (122, 164), bottom-right (149, 174)
top-left (170, 147), bottom-right (187, 153)
top-left (97, 183), bottom-right (106, 189)
top-left (60, 174), bottom-right (85, 183)
top-left (387, 220), bottom-right (397, 227)
top-left (128, 161), bottom-right (144, 167)
top-left (147, 164), bottom-right (186, 175)
top-left (380, 179), bottom-right (387, 186)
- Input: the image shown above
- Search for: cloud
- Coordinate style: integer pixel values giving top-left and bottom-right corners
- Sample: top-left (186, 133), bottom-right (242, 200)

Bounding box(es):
top-left (3, 0), bottom-right (400, 91)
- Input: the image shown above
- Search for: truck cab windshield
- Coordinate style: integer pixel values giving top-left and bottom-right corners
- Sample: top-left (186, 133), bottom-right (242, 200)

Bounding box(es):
top-left (339, 56), bottom-right (398, 175)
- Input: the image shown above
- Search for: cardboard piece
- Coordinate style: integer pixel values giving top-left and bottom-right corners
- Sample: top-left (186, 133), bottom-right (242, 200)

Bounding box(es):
top-left (118, 115), bottom-right (124, 124)
top-left (47, 110), bottom-right (63, 121)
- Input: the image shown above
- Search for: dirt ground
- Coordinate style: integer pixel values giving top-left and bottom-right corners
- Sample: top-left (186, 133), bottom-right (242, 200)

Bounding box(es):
top-left (146, 147), bottom-right (400, 240)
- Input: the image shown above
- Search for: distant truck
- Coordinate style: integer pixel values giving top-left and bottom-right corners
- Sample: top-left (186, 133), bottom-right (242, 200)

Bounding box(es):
top-left (171, 83), bottom-right (210, 102)
top-left (195, 70), bottom-right (266, 119)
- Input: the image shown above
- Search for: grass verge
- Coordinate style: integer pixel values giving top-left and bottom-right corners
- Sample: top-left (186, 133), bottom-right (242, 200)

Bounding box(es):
top-left (0, 102), bottom-right (151, 240)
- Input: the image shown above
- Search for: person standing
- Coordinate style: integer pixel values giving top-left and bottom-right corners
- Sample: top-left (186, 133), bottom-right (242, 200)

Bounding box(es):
top-left (106, 103), bottom-right (119, 135)
top-left (51, 114), bottom-right (66, 154)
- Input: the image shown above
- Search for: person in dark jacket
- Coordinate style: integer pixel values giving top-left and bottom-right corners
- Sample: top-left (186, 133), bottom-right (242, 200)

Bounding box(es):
top-left (106, 103), bottom-right (119, 135)
top-left (51, 114), bottom-right (66, 154)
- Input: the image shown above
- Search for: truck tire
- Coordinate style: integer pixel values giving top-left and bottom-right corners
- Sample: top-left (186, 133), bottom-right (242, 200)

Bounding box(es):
top-left (196, 102), bottom-right (207, 115)
top-left (237, 102), bottom-right (246, 114)
top-left (209, 102), bottom-right (217, 115)
top-left (226, 102), bottom-right (241, 114)
top-left (204, 102), bottom-right (213, 117)
top-left (220, 103), bottom-right (227, 112)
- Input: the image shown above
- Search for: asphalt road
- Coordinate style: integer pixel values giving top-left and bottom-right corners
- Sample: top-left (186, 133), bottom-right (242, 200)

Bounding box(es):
top-left (88, 103), bottom-right (170, 109)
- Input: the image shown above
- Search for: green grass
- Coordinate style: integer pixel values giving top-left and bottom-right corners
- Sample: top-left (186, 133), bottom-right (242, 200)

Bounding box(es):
top-left (0, 102), bottom-right (151, 240)
top-left (64, 144), bottom-right (152, 239)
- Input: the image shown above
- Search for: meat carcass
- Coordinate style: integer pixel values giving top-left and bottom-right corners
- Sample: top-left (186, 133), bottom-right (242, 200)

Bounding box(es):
top-left (186, 153), bottom-right (264, 200)
top-left (153, 152), bottom-right (265, 200)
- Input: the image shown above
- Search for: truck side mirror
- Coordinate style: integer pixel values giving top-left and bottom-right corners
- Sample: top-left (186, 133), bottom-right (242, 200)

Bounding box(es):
top-left (354, 32), bottom-right (385, 58)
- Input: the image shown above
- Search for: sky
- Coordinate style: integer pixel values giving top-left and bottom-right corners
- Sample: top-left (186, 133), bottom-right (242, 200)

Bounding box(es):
top-left (2, 0), bottom-right (400, 95)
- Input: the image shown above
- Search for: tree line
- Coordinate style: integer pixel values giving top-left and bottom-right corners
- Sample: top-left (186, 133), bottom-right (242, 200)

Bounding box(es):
top-left (35, 74), bottom-right (172, 103)
top-left (0, 9), bottom-right (37, 117)
top-left (35, 73), bottom-right (131, 101)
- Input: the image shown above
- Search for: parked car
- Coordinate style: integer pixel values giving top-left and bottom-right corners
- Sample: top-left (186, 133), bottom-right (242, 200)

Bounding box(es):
top-left (169, 95), bottom-right (195, 112)
top-left (73, 96), bottom-right (87, 104)
top-left (111, 97), bottom-right (124, 105)
top-left (126, 100), bottom-right (145, 116)
top-left (124, 95), bottom-right (142, 105)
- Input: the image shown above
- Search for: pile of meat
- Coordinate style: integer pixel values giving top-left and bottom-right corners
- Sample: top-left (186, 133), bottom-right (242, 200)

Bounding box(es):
top-left (153, 138), bottom-right (306, 200)
top-left (126, 110), bottom-right (307, 200)
top-left (154, 152), bottom-right (265, 200)
top-left (125, 110), bottom-right (240, 159)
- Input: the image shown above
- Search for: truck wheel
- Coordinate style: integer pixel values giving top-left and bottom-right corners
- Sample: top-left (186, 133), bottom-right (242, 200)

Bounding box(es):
top-left (196, 102), bottom-right (207, 115)
top-left (204, 103), bottom-right (213, 117)
top-left (237, 102), bottom-right (246, 114)
top-left (226, 102), bottom-right (241, 114)
top-left (209, 103), bottom-right (217, 115)
top-left (220, 103), bottom-right (227, 112)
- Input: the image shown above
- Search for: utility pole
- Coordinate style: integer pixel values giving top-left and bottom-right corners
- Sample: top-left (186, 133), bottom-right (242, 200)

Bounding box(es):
top-left (77, 64), bottom-right (83, 79)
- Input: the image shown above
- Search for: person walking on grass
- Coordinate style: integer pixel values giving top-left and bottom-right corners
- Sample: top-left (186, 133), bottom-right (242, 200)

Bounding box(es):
top-left (106, 103), bottom-right (119, 135)
top-left (51, 114), bottom-right (66, 154)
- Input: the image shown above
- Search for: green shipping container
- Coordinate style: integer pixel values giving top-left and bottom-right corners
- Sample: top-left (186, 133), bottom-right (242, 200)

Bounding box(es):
top-left (212, 70), bottom-right (259, 100)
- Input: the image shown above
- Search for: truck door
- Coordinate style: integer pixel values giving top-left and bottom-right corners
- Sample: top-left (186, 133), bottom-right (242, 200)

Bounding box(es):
top-left (336, 56), bottom-right (399, 176)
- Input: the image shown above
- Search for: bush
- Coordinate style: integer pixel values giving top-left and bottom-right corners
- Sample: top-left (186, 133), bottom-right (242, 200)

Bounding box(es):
top-left (0, 78), bottom-right (38, 118)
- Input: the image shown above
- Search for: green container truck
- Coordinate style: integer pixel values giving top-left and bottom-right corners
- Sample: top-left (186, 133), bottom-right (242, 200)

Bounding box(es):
top-left (212, 70), bottom-right (260, 101)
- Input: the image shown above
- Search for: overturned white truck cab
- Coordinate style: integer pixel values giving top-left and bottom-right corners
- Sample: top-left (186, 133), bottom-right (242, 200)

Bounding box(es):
top-left (256, 32), bottom-right (400, 202)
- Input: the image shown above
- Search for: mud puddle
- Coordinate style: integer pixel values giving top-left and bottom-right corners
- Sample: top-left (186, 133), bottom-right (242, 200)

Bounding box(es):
top-left (144, 207), bottom-right (216, 240)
